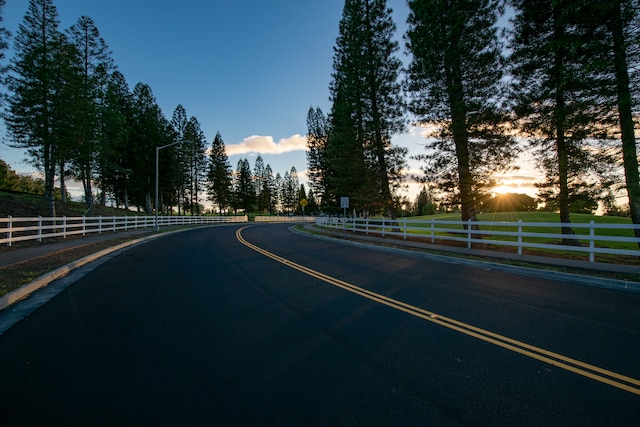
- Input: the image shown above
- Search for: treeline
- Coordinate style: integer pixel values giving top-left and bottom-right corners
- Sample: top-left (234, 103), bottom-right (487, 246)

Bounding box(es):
top-left (307, 0), bottom-right (640, 240)
top-left (0, 159), bottom-right (44, 195)
top-left (0, 0), bottom-right (302, 217)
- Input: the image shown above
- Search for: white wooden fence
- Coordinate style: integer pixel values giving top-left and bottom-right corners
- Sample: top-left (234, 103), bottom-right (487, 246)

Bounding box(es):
top-left (316, 217), bottom-right (640, 263)
top-left (1, 215), bottom-right (248, 246)
top-left (254, 215), bottom-right (316, 223)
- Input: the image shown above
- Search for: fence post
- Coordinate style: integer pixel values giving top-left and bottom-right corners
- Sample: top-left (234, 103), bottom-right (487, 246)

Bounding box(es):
top-left (518, 220), bottom-right (523, 256)
top-left (7, 215), bottom-right (12, 247)
top-left (82, 216), bottom-right (86, 236)
top-left (99, 216), bottom-right (102, 234)
top-left (467, 219), bottom-right (472, 249)
top-left (38, 216), bottom-right (42, 242)
top-left (113, 216), bottom-right (116, 232)
top-left (403, 218), bottom-right (407, 240)
top-left (63, 216), bottom-right (67, 239)
top-left (431, 219), bottom-right (434, 244)
top-left (382, 217), bottom-right (386, 237)
top-left (589, 220), bottom-right (595, 263)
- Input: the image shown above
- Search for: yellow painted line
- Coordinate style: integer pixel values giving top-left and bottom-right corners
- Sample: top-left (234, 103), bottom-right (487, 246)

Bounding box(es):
top-left (236, 226), bottom-right (640, 396)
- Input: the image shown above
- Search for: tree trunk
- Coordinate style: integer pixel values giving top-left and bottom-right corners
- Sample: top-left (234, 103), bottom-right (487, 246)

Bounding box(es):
top-left (609, 0), bottom-right (640, 247)
top-left (552, 3), bottom-right (577, 244)
top-left (448, 57), bottom-right (479, 229)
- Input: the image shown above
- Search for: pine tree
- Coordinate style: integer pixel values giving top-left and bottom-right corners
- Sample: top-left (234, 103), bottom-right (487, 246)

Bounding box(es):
top-left (253, 155), bottom-right (267, 213)
top-left (129, 82), bottom-right (164, 213)
top-left (207, 131), bottom-right (232, 215)
top-left (306, 106), bottom-right (329, 205)
top-left (405, 0), bottom-right (517, 226)
top-left (327, 0), bottom-right (406, 216)
top-left (508, 0), bottom-right (617, 241)
top-left (99, 71), bottom-right (132, 209)
top-left (66, 16), bottom-right (115, 214)
top-left (233, 158), bottom-right (255, 213)
top-left (587, 0), bottom-right (640, 243)
top-left (6, 0), bottom-right (63, 216)
top-left (183, 116), bottom-right (207, 215)
top-left (281, 167), bottom-right (300, 213)
top-left (0, 0), bottom-right (10, 90)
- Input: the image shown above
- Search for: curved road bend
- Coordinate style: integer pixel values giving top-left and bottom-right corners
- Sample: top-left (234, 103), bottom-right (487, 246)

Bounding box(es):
top-left (0, 223), bottom-right (638, 425)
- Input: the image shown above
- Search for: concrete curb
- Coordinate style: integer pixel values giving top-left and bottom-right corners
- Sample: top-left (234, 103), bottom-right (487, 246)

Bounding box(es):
top-left (0, 233), bottom-right (164, 311)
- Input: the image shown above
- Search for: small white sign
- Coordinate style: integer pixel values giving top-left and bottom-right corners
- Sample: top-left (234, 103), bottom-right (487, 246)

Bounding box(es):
top-left (340, 197), bottom-right (349, 209)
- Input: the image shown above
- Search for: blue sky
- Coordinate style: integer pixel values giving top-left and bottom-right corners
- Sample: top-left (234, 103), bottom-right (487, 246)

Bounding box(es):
top-left (0, 0), bottom-right (537, 201)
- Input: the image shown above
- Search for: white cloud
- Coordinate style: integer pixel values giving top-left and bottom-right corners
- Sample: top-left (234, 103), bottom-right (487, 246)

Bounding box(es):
top-left (226, 134), bottom-right (307, 156)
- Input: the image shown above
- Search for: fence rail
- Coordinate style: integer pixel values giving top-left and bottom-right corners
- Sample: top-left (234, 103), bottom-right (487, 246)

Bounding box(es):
top-left (1, 215), bottom-right (248, 246)
top-left (316, 217), bottom-right (640, 263)
top-left (254, 215), bottom-right (316, 223)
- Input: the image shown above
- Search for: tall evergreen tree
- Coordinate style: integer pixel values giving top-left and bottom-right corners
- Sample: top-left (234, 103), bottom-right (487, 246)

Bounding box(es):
top-left (405, 0), bottom-right (517, 225)
top-left (183, 116), bottom-right (207, 215)
top-left (99, 71), bottom-right (132, 208)
top-left (508, 0), bottom-right (617, 240)
top-left (5, 0), bottom-right (63, 216)
top-left (588, 0), bottom-right (640, 243)
top-left (66, 16), bottom-right (115, 214)
top-left (306, 106), bottom-right (329, 205)
top-left (0, 0), bottom-right (10, 92)
top-left (170, 104), bottom-right (189, 213)
top-left (207, 131), bottom-right (232, 215)
top-left (129, 82), bottom-right (164, 213)
top-left (233, 158), bottom-right (255, 213)
top-left (253, 155), bottom-right (267, 213)
top-left (281, 166), bottom-right (300, 213)
top-left (328, 0), bottom-right (406, 216)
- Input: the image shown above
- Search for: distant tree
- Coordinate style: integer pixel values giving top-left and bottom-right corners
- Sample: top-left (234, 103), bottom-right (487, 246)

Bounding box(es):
top-left (207, 132), bottom-right (232, 215)
top-left (253, 155), bottom-right (269, 213)
top-left (412, 185), bottom-right (436, 216)
top-left (5, 0), bottom-right (63, 216)
top-left (485, 193), bottom-right (537, 213)
top-left (280, 167), bottom-right (299, 213)
top-left (327, 0), bottom-right (406, 216)
top-left (405, 0), bottom-right (518, 227)
top-left (0, 159), bottom-right (44, 194)
top-left (272, 172), bottom-right (283, 213)
top-left (306, 106), bottom-right (329, 205)
top-left (233, 158), bottom-right (255, 213)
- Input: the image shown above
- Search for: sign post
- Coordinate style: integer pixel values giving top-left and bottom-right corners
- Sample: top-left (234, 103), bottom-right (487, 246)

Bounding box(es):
top-left (299, 198), bottom-right (308, 216)
top-left (340, 197), bottom-right (349, 234)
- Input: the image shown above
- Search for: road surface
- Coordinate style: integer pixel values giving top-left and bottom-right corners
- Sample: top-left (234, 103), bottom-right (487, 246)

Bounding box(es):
top-left (0, 223), bottom-right (638, 425)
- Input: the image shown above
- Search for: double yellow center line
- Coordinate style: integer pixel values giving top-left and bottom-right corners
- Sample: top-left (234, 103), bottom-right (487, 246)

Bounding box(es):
top-left (237, 227), bottom-right (640, 396)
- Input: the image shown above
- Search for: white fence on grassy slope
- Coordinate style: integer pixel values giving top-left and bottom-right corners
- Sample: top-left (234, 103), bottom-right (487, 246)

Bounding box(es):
top-left (1, 215), bottom-right (248, 246)
top-left (316, 217), bottom-right (640, 263)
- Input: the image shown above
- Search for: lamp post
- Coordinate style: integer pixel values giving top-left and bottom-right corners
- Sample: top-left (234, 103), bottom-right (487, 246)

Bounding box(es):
top-left (155, 141), bottom-right (181, 231)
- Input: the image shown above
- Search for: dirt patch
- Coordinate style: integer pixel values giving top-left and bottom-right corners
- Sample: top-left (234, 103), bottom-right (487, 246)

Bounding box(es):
top-left (0, 234), bottom-right (148, 298)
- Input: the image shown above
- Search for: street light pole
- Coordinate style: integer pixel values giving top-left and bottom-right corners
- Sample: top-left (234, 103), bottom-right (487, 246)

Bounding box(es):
top-left (155, 141), bottom-right (181, 231)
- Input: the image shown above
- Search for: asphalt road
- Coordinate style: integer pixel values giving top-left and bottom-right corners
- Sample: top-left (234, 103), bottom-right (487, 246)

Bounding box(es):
top-left (0, 223), bottom-right (638, 426)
